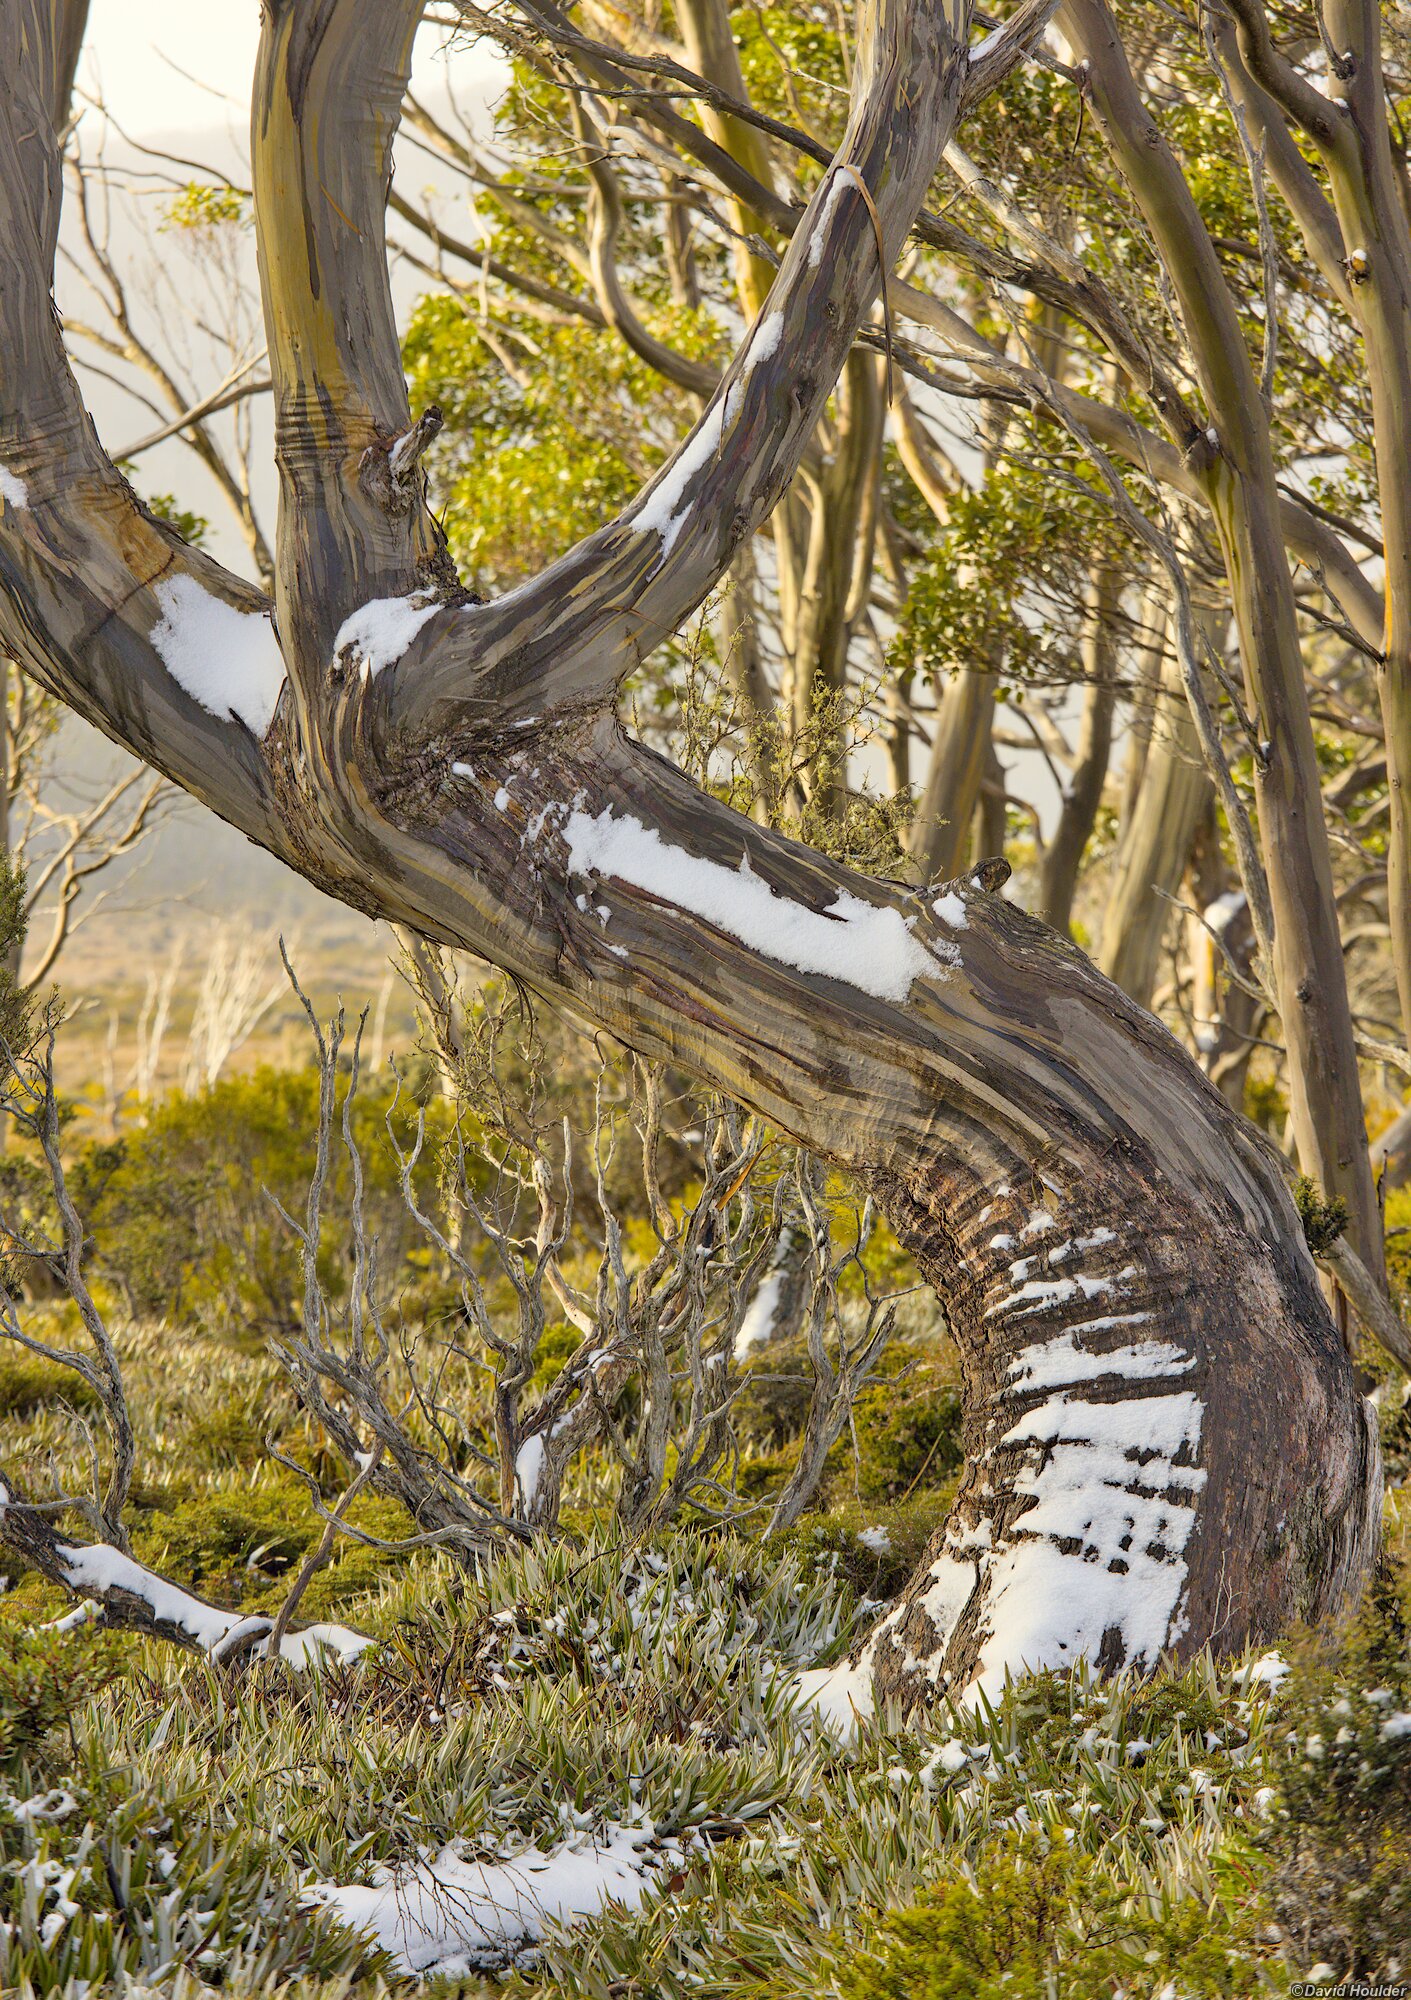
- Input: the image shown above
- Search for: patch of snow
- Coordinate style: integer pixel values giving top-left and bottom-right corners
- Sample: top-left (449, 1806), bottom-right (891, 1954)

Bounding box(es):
top-left (632, 402), bottom-right (727, 557)
top-left (55, 1537), bottom-right (369, 1665)
top-left (858, 1526), bottom-right (892, 1555)
top-left (1004, 1323), bottom-right (1183, 1394)
top-left (149, 574), bottom-right (287, 737)
top-left (562, 807), bottom-right (936, 1002)
top-left (751, 311), bottom-right (784, 364)
top-left (333, 592), bottom-right (440, 679)
top-left (1237, 1651), bottom-right (1290, 1692)
top-left (970, 1389), bottom-right (1205, 1695)
top-left (987, 1270), bottom-right (1127, 1322)
top-left (0, 466), bottom-right (28, 510)
top-left (6, 1788), bottom-right (76, 1824)
top-left (274, 1623), bottom-right (374, 1668)
top-left (1381, 1710), bottom-right (1411, 1739)
top-left (1049, 1228), bottom-right (1118, 1266)
top-left (59, 1538), bottom-right (239, 1651)
top-left (515, 1433), bottom-right (546, 1509)
top-left (807, 170), bottom-right (852, 268)
top-left (793, 1657), bottom-right (875, 1737)
top-left (44, 1599), bottom-right (100, 1633)
top-left (922, 1738), bottom-right (970, 1781)
top-left (737, 1270), bottom-right (785, 1354)
top-left (305, 1818), bottom-right (680, 1978)
top-left (933, 890), bottom-right (968, 928)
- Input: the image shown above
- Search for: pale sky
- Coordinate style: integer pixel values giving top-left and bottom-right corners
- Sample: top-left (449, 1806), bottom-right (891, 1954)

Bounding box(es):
top-left (78, 5), bottom-right (498, 143)
top-left (81, 5), bottom-right (262, 136)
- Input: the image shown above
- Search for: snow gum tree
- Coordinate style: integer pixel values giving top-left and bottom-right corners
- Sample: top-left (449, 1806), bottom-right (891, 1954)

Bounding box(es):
top-left (0, 0), bottom-right (1381, 1716)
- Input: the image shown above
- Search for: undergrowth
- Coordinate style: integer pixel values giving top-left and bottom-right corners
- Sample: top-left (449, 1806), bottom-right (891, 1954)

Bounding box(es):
top-left (2, 1521), bottom-right (1409, 1997)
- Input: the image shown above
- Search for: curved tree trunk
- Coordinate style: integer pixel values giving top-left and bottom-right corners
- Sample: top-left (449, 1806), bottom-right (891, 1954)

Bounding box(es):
top-left (0, 0), bottom-right (1379, 1710)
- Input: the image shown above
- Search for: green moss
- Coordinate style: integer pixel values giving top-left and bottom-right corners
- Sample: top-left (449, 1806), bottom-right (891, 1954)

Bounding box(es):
top-left (0, 1349), bottom-right (100, 1419)
top-left (836, 1831), bottom-right (1273, 2000)
top-left (126, 1473), bottom-right (414, 1614)
top-left (852, 1358), bottom-right (963, 1503)
top-left (778, 1494), bottom-right (949, 1601)
top-left (0, 1624), bottom-right (126, 1771)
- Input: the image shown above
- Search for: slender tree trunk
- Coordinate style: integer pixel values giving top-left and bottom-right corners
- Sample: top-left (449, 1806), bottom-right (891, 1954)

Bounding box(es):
top-left (908, 666), bottom-right (998, 880)
top-left (1037, 565), bottom-right (1119, 934)
top-left (787, 350), bottom-right (884, 813)
top-left (1221, 0), bottom-right (1411, 1050)
top-left (1098, 627), bottom-right (1213, 1008)
top-left (1064, 0), bottom-right (1382, 1277)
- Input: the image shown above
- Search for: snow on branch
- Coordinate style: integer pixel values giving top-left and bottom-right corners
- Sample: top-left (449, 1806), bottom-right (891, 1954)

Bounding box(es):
top-left (0, 1478), bottom-right (371, 1667)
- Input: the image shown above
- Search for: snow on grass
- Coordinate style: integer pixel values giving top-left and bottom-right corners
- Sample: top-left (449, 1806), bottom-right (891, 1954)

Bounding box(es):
top-left (1234, 1651), bottom-right (1291, 1693)
top-left (0, 466), bottom-right (28, 509)
top-left (858, 1526), bottom-right (893, 1554)
top-left (563, 806), bottom-right (943, 1002)
top-left (149, 574), bottom-right (286, 736)
top-left (305, 1817), bottom-right (681, 1978)
top-left (793, 1656), bottom-right (877, 1738)
top-left (333, 591), bottom-right (441, 678)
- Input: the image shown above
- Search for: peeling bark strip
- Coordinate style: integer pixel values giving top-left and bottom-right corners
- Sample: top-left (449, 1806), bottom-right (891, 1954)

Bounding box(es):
top-left (0, 0), bottom-right (1380, 1704)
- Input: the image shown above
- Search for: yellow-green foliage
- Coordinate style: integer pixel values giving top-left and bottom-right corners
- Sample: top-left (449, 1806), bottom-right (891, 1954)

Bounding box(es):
top-left (0, 1626), bottom-right (125, 1772)
top-left (835, 1831), bottom-right (1269, 2000)
top-left (72, 1065), bottom-right (453, 1335)
top-left (0, 1348), bottom-right (99, 1420)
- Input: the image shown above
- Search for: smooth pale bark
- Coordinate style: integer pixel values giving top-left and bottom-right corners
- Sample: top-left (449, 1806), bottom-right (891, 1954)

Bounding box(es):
top-left (0, 0), bottom-right (1380, 1709)
top-left (787, 349), bottom-right (885, 810)
top-left (1219, 0), bottom-right (1411, 1052)
top-left (909, 668), bottom-right (998, 880)
top-left (1099, 639), bottom-right (1214, 1008)
top-left (1062, 0), bottom-right (1382, 1280)
top-left (1037, 567), bottom-right (1119, 935)
top-left (1186, 814), bottom-right (1260, 1112)
top-left (893, 378), bottom-right (1003, 881)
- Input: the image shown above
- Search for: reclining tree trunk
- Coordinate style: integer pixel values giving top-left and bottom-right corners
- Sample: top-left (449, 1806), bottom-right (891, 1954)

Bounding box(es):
top-left (0, 0), bottom-right (1379, 1710)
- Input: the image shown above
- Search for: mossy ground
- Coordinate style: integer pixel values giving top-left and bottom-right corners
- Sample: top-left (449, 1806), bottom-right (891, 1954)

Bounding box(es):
top-left (3, 1313), bottom-right (1410, 1997)
top-left (2, 1117), bottom-right (1410, 1996)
